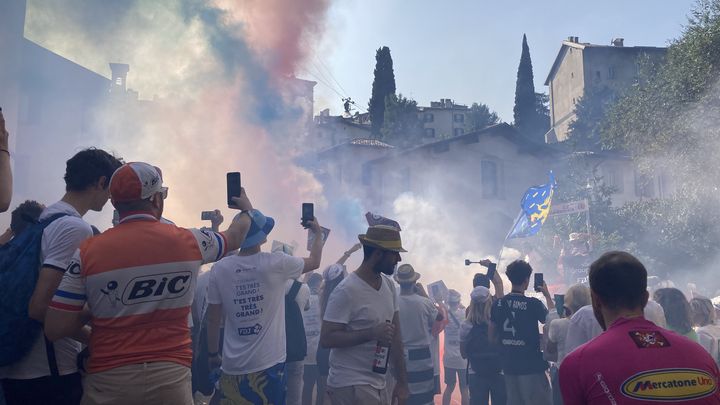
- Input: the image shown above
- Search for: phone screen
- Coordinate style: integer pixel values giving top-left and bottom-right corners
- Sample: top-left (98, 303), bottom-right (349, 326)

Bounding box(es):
top-left (486, 262), bottom-right (497, 280)
top-left (534, 273), bottom-right (544, 292)
top-left (555, 294), bottom-right (565, 317)
top-left (226, 172), bottom-right (241, 206)
top-left (302, 203), bottom-right (314, 226)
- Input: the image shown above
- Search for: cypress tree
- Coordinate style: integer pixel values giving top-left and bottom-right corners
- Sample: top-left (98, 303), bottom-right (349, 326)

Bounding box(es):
top-left (513, 34), bottom-right (537, 137)
top-left (368, 46), bottom-right (396, 136)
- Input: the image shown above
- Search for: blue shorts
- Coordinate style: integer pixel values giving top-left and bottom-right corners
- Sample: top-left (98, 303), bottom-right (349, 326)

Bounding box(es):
top-left (215, 363), bottom-right (286, 405)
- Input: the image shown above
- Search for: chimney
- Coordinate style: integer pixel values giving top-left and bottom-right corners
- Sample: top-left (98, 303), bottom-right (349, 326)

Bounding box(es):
top-left (612, 38), bottom-right (624, 47)
top-left (567, 36), bottom-right (580, 43)
top-left (109, 63), bottom-right (130, 92)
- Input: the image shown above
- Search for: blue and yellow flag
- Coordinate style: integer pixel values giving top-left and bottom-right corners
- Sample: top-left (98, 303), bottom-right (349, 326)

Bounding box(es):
top-left (507, 172), bottom-right (556, 239)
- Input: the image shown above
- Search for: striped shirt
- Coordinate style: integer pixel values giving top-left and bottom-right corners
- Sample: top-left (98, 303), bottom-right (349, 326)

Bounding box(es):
top-left (50, 213), bottom-right (226, 373)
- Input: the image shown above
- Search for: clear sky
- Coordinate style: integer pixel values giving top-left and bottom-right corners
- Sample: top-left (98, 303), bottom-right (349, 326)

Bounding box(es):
top-left (303, 0), bottom-right (697, 121)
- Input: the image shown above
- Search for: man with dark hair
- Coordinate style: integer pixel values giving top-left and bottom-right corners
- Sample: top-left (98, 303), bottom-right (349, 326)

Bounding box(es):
top-left (321, 225), bottom-right (410, 405)
top-left (560, 251), bottom-right (720, 404)
top-left (44, 161), bottom-right (252, 405)
top-left (10, 200), bottom-right (45, 236)
top-left (491, 260), bottom-right (554, 405)
top-left (2, 148), bottom-right (121, 405)
top-left (0, 200), bottom-right (45, 245)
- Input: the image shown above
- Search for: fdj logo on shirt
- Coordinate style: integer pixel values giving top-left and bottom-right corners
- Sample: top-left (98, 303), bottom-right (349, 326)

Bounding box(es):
top-left (122, 271), bottom-right (192, 305)
top-left (621, 368), bottom-right (717, 401)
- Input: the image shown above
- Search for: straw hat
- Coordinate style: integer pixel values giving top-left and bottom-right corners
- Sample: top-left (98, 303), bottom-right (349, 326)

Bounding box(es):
top-left (358, 225), bottom-right (406, 252)
top-left (394, 264), bottom-right (420, 284)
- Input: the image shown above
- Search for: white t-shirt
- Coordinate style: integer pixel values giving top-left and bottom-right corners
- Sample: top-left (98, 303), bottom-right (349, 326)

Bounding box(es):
top-left (444, 305), bottom-right (467, 370)
top-left (565, 300), bottom-right (668, 356)
top-left (697, 323), bottom-right (720, 364)
top-left (4, 201), bottom-right (92, 379)
top-left (303, 293), bottom-right (322, 366)
top-left (564, 305), bottom-right (603, 356)
top-left (398, 294), bottom-right (437, 349)
top-left (324, 273), bottom-right (399, 389)
top-left (644, 299), bottom-right (667, 329)
top-left (548, 318), bottom-right (570, 364)
top-left (208, 251), bottom-right (304, 374)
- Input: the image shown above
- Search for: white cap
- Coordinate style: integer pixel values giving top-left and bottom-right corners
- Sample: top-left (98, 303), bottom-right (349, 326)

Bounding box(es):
top-left (471, 286), bottom-right (491, 303)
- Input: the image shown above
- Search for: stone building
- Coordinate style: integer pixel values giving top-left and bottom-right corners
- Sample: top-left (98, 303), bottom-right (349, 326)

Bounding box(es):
top-left (544, 37), bottom-right (666, 142)
top-left (417, 98), bottom-right (470, 140)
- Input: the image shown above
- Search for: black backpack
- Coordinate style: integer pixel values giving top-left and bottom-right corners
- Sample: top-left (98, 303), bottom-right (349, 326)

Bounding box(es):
top-left (285, 280), bottom-right (307, 362)
top-left (466, 321), bottom-right (501, 376)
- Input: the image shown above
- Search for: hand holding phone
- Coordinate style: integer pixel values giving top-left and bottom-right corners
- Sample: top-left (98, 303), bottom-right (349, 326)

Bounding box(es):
top-left (226, 172), bottom-right (241, 207)
top-left (301, 203), bottom-right (314, 228)
top-left (487, 262), bottom-right (497, 280)
top-left (555, 294), bottom-right (565, 317)
top-left (534, 273), bottom-right (544, 292)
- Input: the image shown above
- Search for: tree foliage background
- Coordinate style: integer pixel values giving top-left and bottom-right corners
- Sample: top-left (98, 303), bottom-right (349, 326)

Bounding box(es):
top-left (368, 46), bottom-right (396, 136)
top-left (539, 0), bottom-right (720, 285)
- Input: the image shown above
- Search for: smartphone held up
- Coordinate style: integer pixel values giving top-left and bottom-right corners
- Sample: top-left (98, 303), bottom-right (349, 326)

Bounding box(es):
top-left (301, 203), bottom-right (314, 228)
top-left (226, 172), bottom-right (241, 208)
top-left (534, 273), bottom-right (544, 292)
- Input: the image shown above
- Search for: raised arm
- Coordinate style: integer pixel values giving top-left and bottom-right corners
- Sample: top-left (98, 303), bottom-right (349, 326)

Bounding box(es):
top-left (302, 218), bottom-right (325, 273)
top-left (336, 243), bottom-right (362, 265)
top-left (0, 109), bottom-right (12, 212)
top-left (220, 189), bottom-right (252, 252)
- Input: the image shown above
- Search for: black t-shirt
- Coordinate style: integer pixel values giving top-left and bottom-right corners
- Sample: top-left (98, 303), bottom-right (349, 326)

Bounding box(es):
top-left (491, 293), bottom-right (549, 375)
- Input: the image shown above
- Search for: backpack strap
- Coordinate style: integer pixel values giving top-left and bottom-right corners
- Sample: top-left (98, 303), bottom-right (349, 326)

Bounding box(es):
top-left (40, 213), bottom-right (70, 377)
top-left (287, 280), bottom-right (302, 301)
top-left (448, 309), bottom-right (460, 329)
top-left (44, 336), bottom-right (59, 377)
top-left (39, 213), bottom-right (69, 228)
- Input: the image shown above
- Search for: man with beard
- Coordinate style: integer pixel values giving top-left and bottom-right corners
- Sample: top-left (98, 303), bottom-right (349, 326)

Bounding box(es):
top-left (320, 225), bottom-right (410, 405)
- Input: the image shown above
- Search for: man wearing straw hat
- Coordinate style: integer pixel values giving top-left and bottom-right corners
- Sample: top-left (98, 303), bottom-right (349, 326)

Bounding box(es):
top-left (321, 225), bottom-right (410, 405)
top-left (395, 264), bottom-right (439, 405)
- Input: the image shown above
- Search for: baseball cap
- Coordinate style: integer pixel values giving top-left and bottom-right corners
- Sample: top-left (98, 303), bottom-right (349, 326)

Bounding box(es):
top-left (110, 162), bottom-right (167, 203)
top-left (241, 209), bottom-right (275, 249)
top-left (471, 286), bottom-right (491, 303)
top-left (323, 263), bottom-right (346, 281)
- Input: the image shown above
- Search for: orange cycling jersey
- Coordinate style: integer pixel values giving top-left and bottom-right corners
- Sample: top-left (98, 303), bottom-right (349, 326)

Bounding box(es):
top-left (50, 213), bottom-right (226, 373)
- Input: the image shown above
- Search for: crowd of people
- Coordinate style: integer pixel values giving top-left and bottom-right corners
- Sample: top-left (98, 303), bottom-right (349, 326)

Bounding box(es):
top-left (1, 107), bottom-right (720, 405)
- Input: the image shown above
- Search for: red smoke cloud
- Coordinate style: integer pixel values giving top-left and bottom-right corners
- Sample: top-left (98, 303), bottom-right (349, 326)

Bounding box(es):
top-left (216, 0), bottom-right (331, 76)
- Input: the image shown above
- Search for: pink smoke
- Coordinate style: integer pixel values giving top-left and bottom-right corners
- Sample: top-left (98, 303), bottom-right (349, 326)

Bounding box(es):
top-left (214, 0), bottom-right (330, 76)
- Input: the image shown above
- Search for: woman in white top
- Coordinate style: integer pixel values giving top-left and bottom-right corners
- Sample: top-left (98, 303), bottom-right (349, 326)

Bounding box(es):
top-left (690, 296), bottom-right (720, 365)
top-left (546, 284), bottom-right (590, 405)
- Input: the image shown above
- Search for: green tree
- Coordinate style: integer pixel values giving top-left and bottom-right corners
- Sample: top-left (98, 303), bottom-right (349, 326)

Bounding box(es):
top-left (513, 35), bottom-right (548, 141)
top-left (567, 86), bottom-right (616, 151)
top-left (595, 0), bottom-right (720, 276)
top-left (380, 94), bottom-right (424, 148)
top-left (466, 102), bottom-right (500, 131)
top-left (368, 46), bottom-right (396, 136)
top-left (534, 92), bottom-right (550, 135)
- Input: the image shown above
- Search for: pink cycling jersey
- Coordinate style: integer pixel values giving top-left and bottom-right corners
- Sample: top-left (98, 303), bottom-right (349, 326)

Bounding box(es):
top-left (560, 316), bottom-right (720, 404)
